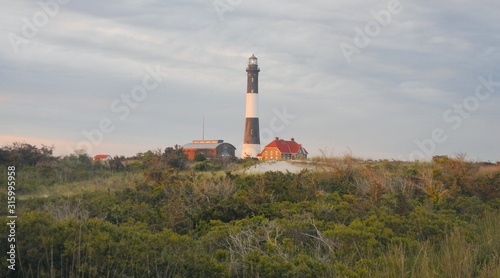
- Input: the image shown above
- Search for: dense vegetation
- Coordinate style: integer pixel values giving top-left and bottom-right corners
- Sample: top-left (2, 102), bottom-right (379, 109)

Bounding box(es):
top-left (1, 143), bottom-right (499, 277)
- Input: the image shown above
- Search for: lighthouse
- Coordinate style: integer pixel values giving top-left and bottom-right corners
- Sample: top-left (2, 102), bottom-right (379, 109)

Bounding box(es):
top-left (242, 54), bottom-right (261, 158)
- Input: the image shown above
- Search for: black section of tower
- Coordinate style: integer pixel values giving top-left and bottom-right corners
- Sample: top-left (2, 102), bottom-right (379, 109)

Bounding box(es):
top-left (244, 118), bottom-right (260, 144)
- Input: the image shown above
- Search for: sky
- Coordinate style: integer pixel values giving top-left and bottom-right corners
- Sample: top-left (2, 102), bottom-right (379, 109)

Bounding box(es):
top-left (1, 0), bottom-right (499, 161)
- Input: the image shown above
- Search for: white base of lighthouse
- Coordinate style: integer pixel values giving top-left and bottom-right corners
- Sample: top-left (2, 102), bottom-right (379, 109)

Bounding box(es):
top-left (241, 143), bottom-right (260, 158)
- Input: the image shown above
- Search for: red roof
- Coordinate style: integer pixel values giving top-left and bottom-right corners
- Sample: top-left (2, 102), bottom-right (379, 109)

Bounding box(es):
top-left (93, 154), bottom-right (111, 160)
top-left (261, 138), bottom-right (308, 155)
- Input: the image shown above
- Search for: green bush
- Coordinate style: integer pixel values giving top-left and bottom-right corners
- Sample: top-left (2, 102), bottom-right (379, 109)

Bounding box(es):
top-left (2, 157), bottom-right (498, 277)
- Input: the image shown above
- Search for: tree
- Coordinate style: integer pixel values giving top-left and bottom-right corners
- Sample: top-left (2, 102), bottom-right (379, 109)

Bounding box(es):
top-left (195, 152), bottom-right (207, 162)
top-left (163, 145), bottom-right (187, 170)
top-left (109, 156), bottom-right (125, 172)
top-left (0, 142), bottom-right (56, 166)
top-left (55, 150), bottom-right (94, 182)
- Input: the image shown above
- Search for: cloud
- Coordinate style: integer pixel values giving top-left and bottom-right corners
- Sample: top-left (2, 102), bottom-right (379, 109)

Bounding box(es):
top-left (1, 0), bottom-right (499, 161)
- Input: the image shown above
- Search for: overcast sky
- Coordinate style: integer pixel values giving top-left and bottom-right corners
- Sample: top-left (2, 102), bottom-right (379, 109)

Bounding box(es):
top-left (1, 0), bottom-right (499, 161)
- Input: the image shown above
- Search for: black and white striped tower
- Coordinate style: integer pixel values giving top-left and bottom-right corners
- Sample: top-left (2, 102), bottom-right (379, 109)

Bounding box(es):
top-left (242, 54), bottom-right (261, 158)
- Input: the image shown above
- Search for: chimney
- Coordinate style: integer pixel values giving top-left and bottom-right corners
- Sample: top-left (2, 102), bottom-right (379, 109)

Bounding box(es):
top-left (275, 137), bottom-right (279, 141)
top-left (291, 138), bottom-right (295, 142)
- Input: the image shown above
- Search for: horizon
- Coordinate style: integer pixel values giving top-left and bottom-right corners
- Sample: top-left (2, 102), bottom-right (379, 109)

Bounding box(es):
top-left (1, 139), bottom-right (498, 163)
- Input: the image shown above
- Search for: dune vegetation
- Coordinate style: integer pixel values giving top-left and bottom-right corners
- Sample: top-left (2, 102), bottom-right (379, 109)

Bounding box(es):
top-left (1, 143), bottom-right (499, 277)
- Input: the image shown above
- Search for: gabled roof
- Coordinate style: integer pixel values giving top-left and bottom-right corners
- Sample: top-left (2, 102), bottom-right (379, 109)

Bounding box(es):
top-left (261, 138), bottom-right (308, 155)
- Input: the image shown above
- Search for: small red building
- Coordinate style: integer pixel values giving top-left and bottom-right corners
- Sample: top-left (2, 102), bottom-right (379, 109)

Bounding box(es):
top-left (258, 137), bottom-right (308, 160)
top-left (93, 154), bottom-right (112, 161)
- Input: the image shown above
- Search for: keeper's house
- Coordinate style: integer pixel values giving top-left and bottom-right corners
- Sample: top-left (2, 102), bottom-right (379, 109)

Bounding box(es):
top-left (182, 140), bottom-right (236, 160)
top-left (257, 137), bottom-right (308, 160)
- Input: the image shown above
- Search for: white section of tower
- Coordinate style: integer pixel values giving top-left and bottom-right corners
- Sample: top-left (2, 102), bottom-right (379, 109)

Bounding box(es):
top-left (245, 93), bottom-right (259, 118)
top-left (241, 143), bottom-right (260, 158)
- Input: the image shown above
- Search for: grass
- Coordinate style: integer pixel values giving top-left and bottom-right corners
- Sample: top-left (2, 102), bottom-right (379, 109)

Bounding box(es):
top-left (19, 172), bottom-right (142, 200)
top-left (20, 167), bottom-right (239, 201)
top-left (371, 209), bottom-right (500, 277)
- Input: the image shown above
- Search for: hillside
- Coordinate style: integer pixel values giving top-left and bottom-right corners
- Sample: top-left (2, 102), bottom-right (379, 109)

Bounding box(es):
top-left (1, 149), bottom-right (499, 277)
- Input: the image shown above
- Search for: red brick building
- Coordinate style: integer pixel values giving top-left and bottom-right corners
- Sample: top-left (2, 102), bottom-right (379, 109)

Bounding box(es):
top-left (257, 137), bottom-right (308, 160)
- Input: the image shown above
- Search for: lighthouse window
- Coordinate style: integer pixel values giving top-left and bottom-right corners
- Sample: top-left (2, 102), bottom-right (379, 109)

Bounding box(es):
top-left (252, 78), bottom-right (254, 82)
top-left (251, 89), bottom-right (254, 93)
